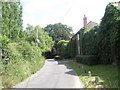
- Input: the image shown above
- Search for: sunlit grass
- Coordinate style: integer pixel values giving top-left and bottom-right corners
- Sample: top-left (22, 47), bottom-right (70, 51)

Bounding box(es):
top-left (68, 61), bottom-right (118, 88)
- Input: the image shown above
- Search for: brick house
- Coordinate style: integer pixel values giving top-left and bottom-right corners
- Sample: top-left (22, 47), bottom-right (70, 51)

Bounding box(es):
top-left (71, 15), bottom-right (98, 55)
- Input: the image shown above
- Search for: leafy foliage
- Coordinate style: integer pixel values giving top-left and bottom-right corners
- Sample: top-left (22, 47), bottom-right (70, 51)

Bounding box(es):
top-left (57, 40), bottom-right (69, 59)
top-left (82, 26), bottom-right (100, 55)
top-left (97, 3), bottom-right (120, 64)
top-left (67, 40), bottom-right (76, 58)
top-left (2, 2), bottom-right (23, 41)
top-left (2, 41), bottom-right (45, 88)
top-left (25, 25), bottom-right (54, 52)
top-left (1, 1), bottom-right (54, 88)
top-left (44, 23), bottom-right (73, 42)
top-left (80, 3), bottom-right (120, 64)
top-left (76, 55), bottom-right (98, 66)
top-left (57, 39), bottom-right (77, 59)
top-left (0, 36), bottom-right (10, 48)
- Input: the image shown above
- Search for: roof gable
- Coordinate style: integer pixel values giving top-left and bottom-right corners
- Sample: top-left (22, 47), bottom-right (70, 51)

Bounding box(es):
top-left (87, 21), bottom-right (98, 29)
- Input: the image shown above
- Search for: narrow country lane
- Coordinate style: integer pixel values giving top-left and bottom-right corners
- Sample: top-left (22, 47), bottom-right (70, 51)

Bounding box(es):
top-left (15, 59), bottom-right (84, 88)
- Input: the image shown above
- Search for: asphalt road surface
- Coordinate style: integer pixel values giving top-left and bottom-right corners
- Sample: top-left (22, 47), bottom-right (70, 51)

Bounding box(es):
top-left (15, 59), bottom-right (84, 88)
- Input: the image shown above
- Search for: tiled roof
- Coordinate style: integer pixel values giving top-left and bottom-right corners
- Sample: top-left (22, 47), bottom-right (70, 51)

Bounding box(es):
top-left (71, 21), bottom-right (98, 40)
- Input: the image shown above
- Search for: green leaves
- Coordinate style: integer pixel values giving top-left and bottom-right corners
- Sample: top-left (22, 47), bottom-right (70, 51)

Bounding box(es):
top-left (1, 1), bottom-right (54, 88)
top-left (2, 2), bottom-right (23, 41)
top-left (25, 25), bottom-right (54, 52)
top-left (57, 40), bottom-right (69, 59)
top-left (2, 40), bottom-right (45, 88)
top-left (80, 3), bottom-right (120, 64)
top-left (82, 26), bottom-right (99, 55)
top-left (0, 36), bottom-right (10, 48)
top-left (57, 39), bottom-right (76, 59)
top-left (44, 23), bottom-right (73, 42)
top-left (98, 3), bottom-right (120, 64)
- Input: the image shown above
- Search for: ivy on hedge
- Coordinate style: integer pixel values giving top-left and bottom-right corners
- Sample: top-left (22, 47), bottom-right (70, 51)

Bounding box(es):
top-left (80, 3), bottom-right (120, 64)
top-left (57, 40), bottom-right (69, 59)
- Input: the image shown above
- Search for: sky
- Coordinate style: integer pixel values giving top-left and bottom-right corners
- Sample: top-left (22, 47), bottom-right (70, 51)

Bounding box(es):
top-left (21, 0), bottom-right (119, 33)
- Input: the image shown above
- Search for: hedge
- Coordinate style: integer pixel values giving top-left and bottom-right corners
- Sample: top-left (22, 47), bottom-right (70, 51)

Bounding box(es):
top-left (66, 40), bottom-right (77, 58)
top-left (76, 55), bottom-right (98, 66)
top-left (79, 3), bottom-right (120, 64)
top-left (57, 40), bottom-right (69, 59)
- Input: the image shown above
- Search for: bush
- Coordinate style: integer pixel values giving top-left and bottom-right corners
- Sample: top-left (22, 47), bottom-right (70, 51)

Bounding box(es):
top-left (57, 40), bottom-right (69, 59)
top-left (2, 41), bottom-right (45, 88)
top-left (82, 26), bottom-right (99, 55)
top-left (0, 36), bottom-right (10, 48)
top-left (64, 40), bottom-right (77, 58)
top-left (76, 55), bottom-right (98, 66)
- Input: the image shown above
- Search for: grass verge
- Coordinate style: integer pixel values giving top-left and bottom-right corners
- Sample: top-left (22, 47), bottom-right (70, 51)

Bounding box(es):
top-left (67, 61), bottom-right (118, 88)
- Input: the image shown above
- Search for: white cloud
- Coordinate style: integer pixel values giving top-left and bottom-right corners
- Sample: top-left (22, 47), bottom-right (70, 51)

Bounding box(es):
top-left (21, 0), bottom-right (120, 33)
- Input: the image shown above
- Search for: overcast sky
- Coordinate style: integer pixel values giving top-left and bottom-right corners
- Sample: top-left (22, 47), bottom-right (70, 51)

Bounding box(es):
top-left (21, 0), bottom-right (119, 33)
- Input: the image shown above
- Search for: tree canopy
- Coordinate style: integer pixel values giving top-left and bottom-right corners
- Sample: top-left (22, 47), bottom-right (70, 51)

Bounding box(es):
top-left (43, 23), bottom-right (73, 42)
top-left (2, 2), bottom-right (23, 41)
top-left (24, 24), bottom-right (54, 52)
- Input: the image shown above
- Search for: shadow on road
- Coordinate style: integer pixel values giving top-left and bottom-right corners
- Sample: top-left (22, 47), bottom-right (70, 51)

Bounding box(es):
top-left (46, 59), bottom-right (78, 76)
top-left (57, 60), bottom-right (77, 76)
top-left (65, 70), bottom-right (77, 76)
top-left (47, 59), bottom-right (55, 62)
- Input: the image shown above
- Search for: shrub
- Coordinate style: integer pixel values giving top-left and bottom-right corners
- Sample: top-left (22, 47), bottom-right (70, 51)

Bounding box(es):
top-left (2, 41), bottom-right (45, 88)
top-left (66, 40), bottom-right (77, 58)
top-left (57, 40), bottom-right (69, 59)
top-left (82, 26), bottom-right (99, 55)
top-left (0, 35), bottom-right (10, 48)
top-left (76, 55), bottom-right (98, 66)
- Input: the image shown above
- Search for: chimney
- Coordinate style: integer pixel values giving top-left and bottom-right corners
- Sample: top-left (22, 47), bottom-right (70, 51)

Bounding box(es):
top-left (83, 15), bottom-right (87, 29)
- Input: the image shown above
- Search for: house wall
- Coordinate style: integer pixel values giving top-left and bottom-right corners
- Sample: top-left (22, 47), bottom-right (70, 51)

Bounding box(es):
top-left (72, 33), bottom-right (80, 56)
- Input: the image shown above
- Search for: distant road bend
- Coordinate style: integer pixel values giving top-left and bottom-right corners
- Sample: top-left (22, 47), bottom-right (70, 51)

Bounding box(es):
top-left (15, 59), bottom-right (84, 88)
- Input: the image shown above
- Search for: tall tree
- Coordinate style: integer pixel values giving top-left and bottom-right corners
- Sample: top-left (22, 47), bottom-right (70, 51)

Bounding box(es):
top-left (2, 1), bottom-right (23, 40)
top-left (25, 24), bottom-right (54, 52)
top-left (44, 23), bottom-right (73, 42)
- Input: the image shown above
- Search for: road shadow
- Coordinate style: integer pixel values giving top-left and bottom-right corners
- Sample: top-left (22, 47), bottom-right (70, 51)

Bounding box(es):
top-left (57, 60), bottom-right (77, 76)
top-left (65, 70), bottom-right (77, 76)
top-left (57, 60), bottom-right (72, 69)
top-left (46, 59), bottom-right (55, 62)
top-left (57, 60), bottom-right (64, 65)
